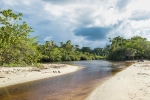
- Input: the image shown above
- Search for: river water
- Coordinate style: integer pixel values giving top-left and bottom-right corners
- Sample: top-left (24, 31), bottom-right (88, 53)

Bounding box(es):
top-left (0, 60), bottom-right (133, 100)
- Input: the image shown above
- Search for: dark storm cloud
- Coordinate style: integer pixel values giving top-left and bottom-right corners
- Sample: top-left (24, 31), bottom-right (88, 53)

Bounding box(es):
top-left (130, 11), bottom-right (150, 20)
top-left (74, 27), bottom-right (111, 41)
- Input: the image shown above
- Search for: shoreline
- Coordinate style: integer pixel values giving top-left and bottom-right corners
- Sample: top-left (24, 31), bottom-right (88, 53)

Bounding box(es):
top-left (86, 60), bottom-right (150, 100)
top-left (0, 64), bottom-right (79, 88)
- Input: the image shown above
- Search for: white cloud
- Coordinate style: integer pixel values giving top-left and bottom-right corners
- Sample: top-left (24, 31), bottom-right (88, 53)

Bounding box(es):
top-left (44, 3), bottom-right (64, 17)
top-left (130, 19), bottom-right (150, 29)
top-left (44, 36), bottom-right (52, 41)
top-left (22, 1), bottom-right (30, 5)
top-left (131, 0), bottom-right (150, 11)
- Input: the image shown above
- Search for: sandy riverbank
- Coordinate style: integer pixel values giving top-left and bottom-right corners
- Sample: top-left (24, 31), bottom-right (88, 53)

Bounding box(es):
top-left (86, 60), bottom-right (150, 100)
top-left (0, 64), bottom-right (79, 88)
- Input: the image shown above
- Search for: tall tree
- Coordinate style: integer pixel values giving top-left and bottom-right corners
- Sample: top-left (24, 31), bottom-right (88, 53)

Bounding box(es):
top-left (0, 9), bottom-right (41, 65)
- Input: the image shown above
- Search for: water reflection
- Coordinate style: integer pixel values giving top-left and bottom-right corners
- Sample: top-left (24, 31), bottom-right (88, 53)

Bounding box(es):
top-left (0, 60), bottom-right (133, 100)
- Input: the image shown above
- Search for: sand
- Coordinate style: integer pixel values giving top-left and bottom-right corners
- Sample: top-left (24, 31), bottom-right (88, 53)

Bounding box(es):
top-left (86, 61), bottom-right (150, 100)
top-left (0, 64), bottom-right (79, 88)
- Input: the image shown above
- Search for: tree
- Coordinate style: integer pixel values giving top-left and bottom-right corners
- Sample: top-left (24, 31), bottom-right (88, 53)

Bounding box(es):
top-left (109, 36), bottom-right (124, 52)
top-left (106, 36), bottom-right (150, 60)
top-left (60, 40), bottom-right (74, 51)
top-left (81, 47), bottom-right (91, 53)
top-left (129, 36), bottom-right (147, 56)
top-left (92, 48), bottom-right (103, 56)
top-left (0, 9), bottom-right (41, 65)
top-left (124, 48), bottom-right (136, 60)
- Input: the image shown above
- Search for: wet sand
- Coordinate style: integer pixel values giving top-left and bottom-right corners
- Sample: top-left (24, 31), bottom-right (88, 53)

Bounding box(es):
top-left (86, 60), bottom-right (150, 100)
top-left (0, 64), bottom-right (79, 88)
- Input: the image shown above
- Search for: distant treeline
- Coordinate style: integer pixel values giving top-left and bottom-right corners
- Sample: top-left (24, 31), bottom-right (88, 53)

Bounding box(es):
top-left (37, 40), bottom-right (105, 62)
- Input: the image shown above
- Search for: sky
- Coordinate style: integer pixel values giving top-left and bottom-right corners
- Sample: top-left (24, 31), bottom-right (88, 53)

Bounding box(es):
top-left (1, 0), bottom-right (150, 49)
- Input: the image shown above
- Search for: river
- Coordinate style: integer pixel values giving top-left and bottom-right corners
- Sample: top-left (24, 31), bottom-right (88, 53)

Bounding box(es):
top-left (0, 60), bottom-right (133, 100)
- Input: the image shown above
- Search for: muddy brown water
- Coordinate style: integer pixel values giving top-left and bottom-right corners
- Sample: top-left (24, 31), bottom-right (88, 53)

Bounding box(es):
top-left (0, 60), bottom-right (133, 100)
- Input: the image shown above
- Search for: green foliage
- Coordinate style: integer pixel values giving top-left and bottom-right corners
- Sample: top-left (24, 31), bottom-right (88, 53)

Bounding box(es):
top-left (0, 9), bottom-right (41, 65)
top-left (92, 48), bottom-right (103, 55)
top-left (81, 47), bottom-right (91, 53)
top-left (37, 40), bottom-right (104, 62)
top-left (106, 36), bottom-right (150, 60)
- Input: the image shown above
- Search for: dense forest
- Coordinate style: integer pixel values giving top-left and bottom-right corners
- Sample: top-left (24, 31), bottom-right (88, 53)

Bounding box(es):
top-left (0, 9), bottom-right (150, 66)
top-left (37, 40), bottom-right (105, 62)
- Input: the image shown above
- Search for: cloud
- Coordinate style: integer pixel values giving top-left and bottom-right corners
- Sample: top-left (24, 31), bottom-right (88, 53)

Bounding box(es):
top-left (42, 0), bottom-right (74, 4)
top-left (116, 0), bottom-right (130, 10)
top-left (74, 27), bottom-right (111, 41)
top-left (131, 0), bottom-right (150, 11)
top-left (44, 36), bottom-right (52, 41)
top-left (130, 11), bottom-right (150, 20)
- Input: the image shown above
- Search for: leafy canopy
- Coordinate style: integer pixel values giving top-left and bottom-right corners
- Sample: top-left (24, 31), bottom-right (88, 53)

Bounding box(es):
top-left (0, 9), bottom-right (41, 65)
